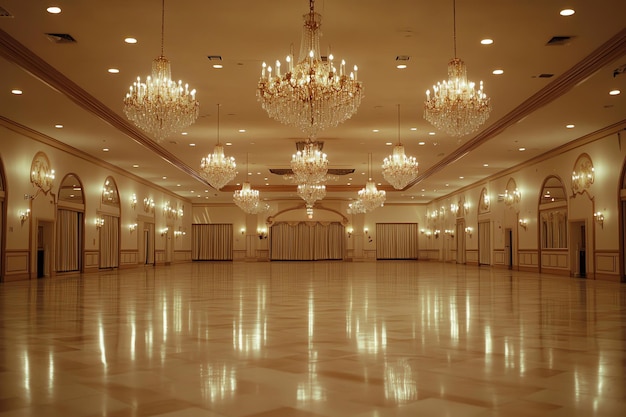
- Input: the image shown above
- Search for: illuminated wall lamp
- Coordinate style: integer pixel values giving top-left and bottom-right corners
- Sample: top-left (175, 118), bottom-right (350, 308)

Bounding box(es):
top-left (444, 229), bottom-right (455, 238)
top-left (240, 228), bottom-right (246, 235)
top-left (434, 229), bottom-right (440, 239)
top-left (129, 223), bottom-right (137, 233)
top-left (95, 217), bottom-right (105, 229)
top-left (130, 193), bottom-right (137, 209)
top-left (519, 219), bottom-right (528, 230)
top-left (19, 209), bottom-right (31, 223)
top-left (257, 227), bottom-right (268, 239)
top-left (161, 227), bottom-right (169, 236)
top-left (594, 211), bottom-right (604, 228)
top-left (347, 227), bottom-right (353, 238)
top-left (465, 226), bottom-right (473, 237)
top-left (174, 230), bottom-right (186, 238)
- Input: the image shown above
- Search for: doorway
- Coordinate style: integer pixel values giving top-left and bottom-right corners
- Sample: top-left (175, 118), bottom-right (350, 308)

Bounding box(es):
top-left (456, 219), bottom-right (466, 264)
top-left (37, 220), bottom-right (54, 278)
top-left (505, 228), bottom-right (513, 270)
top-left (570, 221), bottom-right (586, 278)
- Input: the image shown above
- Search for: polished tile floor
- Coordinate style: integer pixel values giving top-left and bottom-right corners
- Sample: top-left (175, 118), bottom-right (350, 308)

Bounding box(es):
top-left (1, 261), bottom-right (625, 416)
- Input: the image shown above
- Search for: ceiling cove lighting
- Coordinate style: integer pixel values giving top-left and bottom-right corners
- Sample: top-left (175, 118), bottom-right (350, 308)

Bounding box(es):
top-left (382, 105), bottom-right (419, 189)
top-left (123, 0), bottom-right (199, 142)
top-left (424, 0), bottom-right (492, 137)
top-left (199, 104), bottom-right (237, 190)
top-left (257, 0), bottom-right (363, 137)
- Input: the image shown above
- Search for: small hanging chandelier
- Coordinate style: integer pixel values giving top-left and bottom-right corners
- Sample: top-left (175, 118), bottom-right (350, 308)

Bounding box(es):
top-left (424, 0), bottom-right (491, 137)
top-left (290, 139), bottom-right (328, 185)
top-left (257, 0), bottom-right (363, 137)
top-left (200, 104), bottom-right (237, 190)
top-left (297, 183), bottom-right (326, 206)
top-left (382, 105), bottom-right (419, 189)
top-left (233, 155), bottom-right (268, 214)
top-left (347, 199), bottom-right (367, 215)
top-left (123, 0), bottom-right (199, 142)
top-left (357, 154), bottom-right (386, 212)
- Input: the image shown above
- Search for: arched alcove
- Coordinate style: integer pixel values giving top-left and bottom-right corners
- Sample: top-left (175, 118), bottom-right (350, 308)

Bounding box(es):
top-left (98, 176), bottom-right (120, 269)
top-left (538, 176), bottom-right (569, 275)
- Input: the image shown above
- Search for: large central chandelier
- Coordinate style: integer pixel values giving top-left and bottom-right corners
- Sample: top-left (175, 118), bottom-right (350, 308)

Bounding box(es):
top-left (291, 140), bottom-right (328, 185)
top-left (200, 104), bottom-right (236, 190)
top-left (424, 0), bottom-right (491, 137)
top-left (257, 0), bottom-right (363, 137)
top-left (123, 0), bottom-right (199, 142)
top-left (382, 105), bottom-right (419, 189)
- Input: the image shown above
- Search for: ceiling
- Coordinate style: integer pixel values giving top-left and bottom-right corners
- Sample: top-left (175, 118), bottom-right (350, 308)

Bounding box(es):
top-left (0, 0), bottom-right (625, 205)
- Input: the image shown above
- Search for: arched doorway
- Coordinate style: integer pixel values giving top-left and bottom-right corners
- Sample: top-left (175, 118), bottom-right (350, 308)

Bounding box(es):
top-left (538, 176), bottom-right (569, 275)
top-left (0, 156), bottom-right (6, 281)
top-left (98, 176), bottom-right (120, 269)
top-left (619, 158), bottom-right (626, 282)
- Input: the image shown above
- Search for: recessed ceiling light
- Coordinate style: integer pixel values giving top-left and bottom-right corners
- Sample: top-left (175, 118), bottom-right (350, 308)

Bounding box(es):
top-left (609, 89), bottom-right (621, 96)
top-left (54, 124), bottom-right (63, 128)
top-left (102, 148), bottom-right (109, 152)
top-left (124, 37), bottom-right (138, 44)
top-left (481, 39), bottom-right (494, 45)
top-left (189, 143), bottom-right (196, 147)
top-left (107, 68), bottom-right (120, 74)
top-left (11, 89), bottom-right (23, 95)
top-left (396, 64), bottom-right (407, 69)
top-left (177, 184), bottom-right (181, 187)
top-left (212, 64), bottom-right (223, 69)
top-left (566, 124), bottom-right (575, 128)
top-left (483, 163), bottom-right (489, 167)
top-left (264, 177), bottom-right (268, 181)
top-left (190, 190), bottom-right (195, 193)
top-left (385, 142), bottom-right (393, 146)
top-left (410, 127), bottom-right (417, 131)
top-left (238, 129), bottom-right (246, 133)
top-left (492, 69), bottom-right (504, 75)
top-left (162, 176), bottom-right (167, 179)
top-left (248, 172), bottom-right (252, 176)
top-left (560, 9), bottom-right (575, 16)
top-left (257, 172), bottom-right (261, 175)
top-left (46, 6), bottom-right (62, 14)
top-left (518, 147), bottom-right (526, 151)
top-left (428, 132), bottom-right (436, 136)
top-left (132, 164), bottom-right (139, 168)
top-left (181, 132), bottom-right (188, 135)
top-left (418, 141), bottom-right (425, 145)
top-left (265, 183), bottom-right (269, 186)
top-left (445, 183), bottom-right (449, 187)
top-left (347, 183), bottom-right (351, 186)
top-left (459, 176), bottom-right (464, 179)
top-left (225, 142), bottom-right (232, 146)
top-left (372, 129), bottom-right (379, 133)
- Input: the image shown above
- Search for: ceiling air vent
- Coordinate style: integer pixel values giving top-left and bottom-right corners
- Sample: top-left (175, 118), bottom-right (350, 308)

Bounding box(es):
top-left (0, 5), bottom-right (13, 17)
top-left (538, 73), bottom-right (554, 78)
top-left (45, 33), bottom-right (77, 44)
top-left (546, 35), bottom-right (575, 46)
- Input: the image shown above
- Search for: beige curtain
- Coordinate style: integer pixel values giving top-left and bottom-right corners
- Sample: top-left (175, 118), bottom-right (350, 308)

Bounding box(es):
top-left (57, 209), bottom-right (81, 272)
top-left (192, 224), bottom-right (233, 260)
top-left (376, 223), bottom-right (418, 259)
top-left (99, 215), bottom-right (119, 268)
top-left (270, 222), bottom-right (344, 260)
top-left (478, 221), bottom-right (490, 265)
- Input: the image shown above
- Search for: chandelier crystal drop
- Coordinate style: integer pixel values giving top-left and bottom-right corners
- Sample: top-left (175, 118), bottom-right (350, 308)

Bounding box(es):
top-left (290, 140), bottom-right (328, 185)
top-left (297, 183), bottom-right (326, 206)
top-left (423, 0), bottom-right (491, 137)
top-left (257, 0), bottom-right (363, 137)
top-left (123, 0), bottom-right (199, 142)
top-left (200, 104), bottom-right (237, 190)
top-left (382, 105), bottom-right (419, 189)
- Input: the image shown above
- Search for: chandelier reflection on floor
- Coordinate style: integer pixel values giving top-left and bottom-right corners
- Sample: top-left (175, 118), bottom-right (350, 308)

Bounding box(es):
top-left (200, 104), bottom-right (236, 190)
top-left (123, 0), bottom-right (199, 142)
top-left (257, 0), bottom-right (363, 136)
top-left (423, 0), bottom-right (491, 137)
top-left (382, 105), bottom-right (419, 189)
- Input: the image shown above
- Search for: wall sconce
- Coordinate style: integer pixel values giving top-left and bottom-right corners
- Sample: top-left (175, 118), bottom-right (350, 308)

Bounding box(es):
top-left (130, 193), bottom-right (137, 209)
top-left (241, 228), bottom-right (246, 235)
top-left (465, 226), bottom-right (473, 237)
top-left (420, 229), bottom-right (425, 235)
top-left (143, 197), bottom-right (155, 213)
top-left (519, 219), bottom-right (528, 230)
top-left (257, 227), bottom-right (268, 239)
top-left (504, 188), bottom-right (521, 206)
top-left (450, 203), bottom-right (459, 215)
top-left (129, 223), bottom-right (137, 233)
top-left (434, 229), bottom-right (440, 239)
top-left (463, 201), bottom-right (470, 215)
top-left (160, 227), bottom-right (169, 237)
top-left (425, 230), bottom-right (432, 238)
top-left (594, 211), bottom-right (604, 228)
top-left (95, 217), bottom-right (105, 229)
top-left (444, 229), bottom-right (455, 238)
top-left (19, 209), bottom-right (31, 223)
top-left (174, 230), bottom-right (186, 238)
top-left (347, 227), bottom-right (353, 238)
top-left (364, 227), bottom-right (369, 235)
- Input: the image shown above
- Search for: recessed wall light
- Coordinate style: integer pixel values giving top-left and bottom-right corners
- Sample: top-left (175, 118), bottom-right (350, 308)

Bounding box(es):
top-left (54, 124), bottom-right (63, 128)
top-left (124, 37), bottom-right (138, 44)
top-left (560, 9), bottom-right (575, 16)
top-left (46, 6), bottom-right (61, 14)
top-left (566, 124), bottom-right (575, 128)
top-left (107, 68), bottom-right (120, 74)
top-left (609, 89), bottom-right (621, 96)
top-left (480, 38), bottom-right (494, 45)
top-left (492, 69), bottom-right (504, 75)
top-left (11, 89), bottom-right (23, 95)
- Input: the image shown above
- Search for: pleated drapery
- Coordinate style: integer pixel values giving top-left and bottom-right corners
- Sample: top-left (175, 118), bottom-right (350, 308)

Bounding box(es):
top-left (56, 209), bottom-right (80, 272)
top-left (270, 222), bottom-right (344, 260)
top-left (375, 223), bottom-right (418, 259)
top-left (192, 224), bottom-right (233, 260)
top-left (99, 215), bottom-right (119, 268)
top-left (478, 221), bottom-right (491, 265)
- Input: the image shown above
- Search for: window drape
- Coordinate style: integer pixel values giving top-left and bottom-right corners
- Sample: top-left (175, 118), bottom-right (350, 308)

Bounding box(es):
top-left (192, 224), bottom-right (233, 260)
top-left (375, 223), bottom-right (418, 259)
top-left (57, 209), bottom-right (81, 272)
top-left (270, 222), bottom-right (344, 260)
top-left (99, 215), bottom-right (119, 268)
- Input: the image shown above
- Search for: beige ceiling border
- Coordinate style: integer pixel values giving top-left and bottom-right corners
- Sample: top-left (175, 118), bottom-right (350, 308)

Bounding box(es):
top-left (0, 28), bottom-right (211, 189)
top-left (406, 26), bottom-right (626, 190)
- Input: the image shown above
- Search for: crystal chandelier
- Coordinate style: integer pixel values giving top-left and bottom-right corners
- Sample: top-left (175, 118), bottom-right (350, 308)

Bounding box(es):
top-left (357, 155), bottom-right (386, 212)
top-left (257, 0), bottom-right (363, 137)
top-left (297, 183), bottom-right (326, 206)
top-left (424, 0), bottom-right (491, 137)
top-left (200, 104), bottom-right (236, 190)
top-left (382, 105), bottom-right (419, 189)
top-left (123, 0), bottom-right (199, 142)
top-left (233, 156), bottom-right (269, 214)
top-left (291, 140), bottom-right (328, 185)
top-left (347, 199), bottom-right (366, 215)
